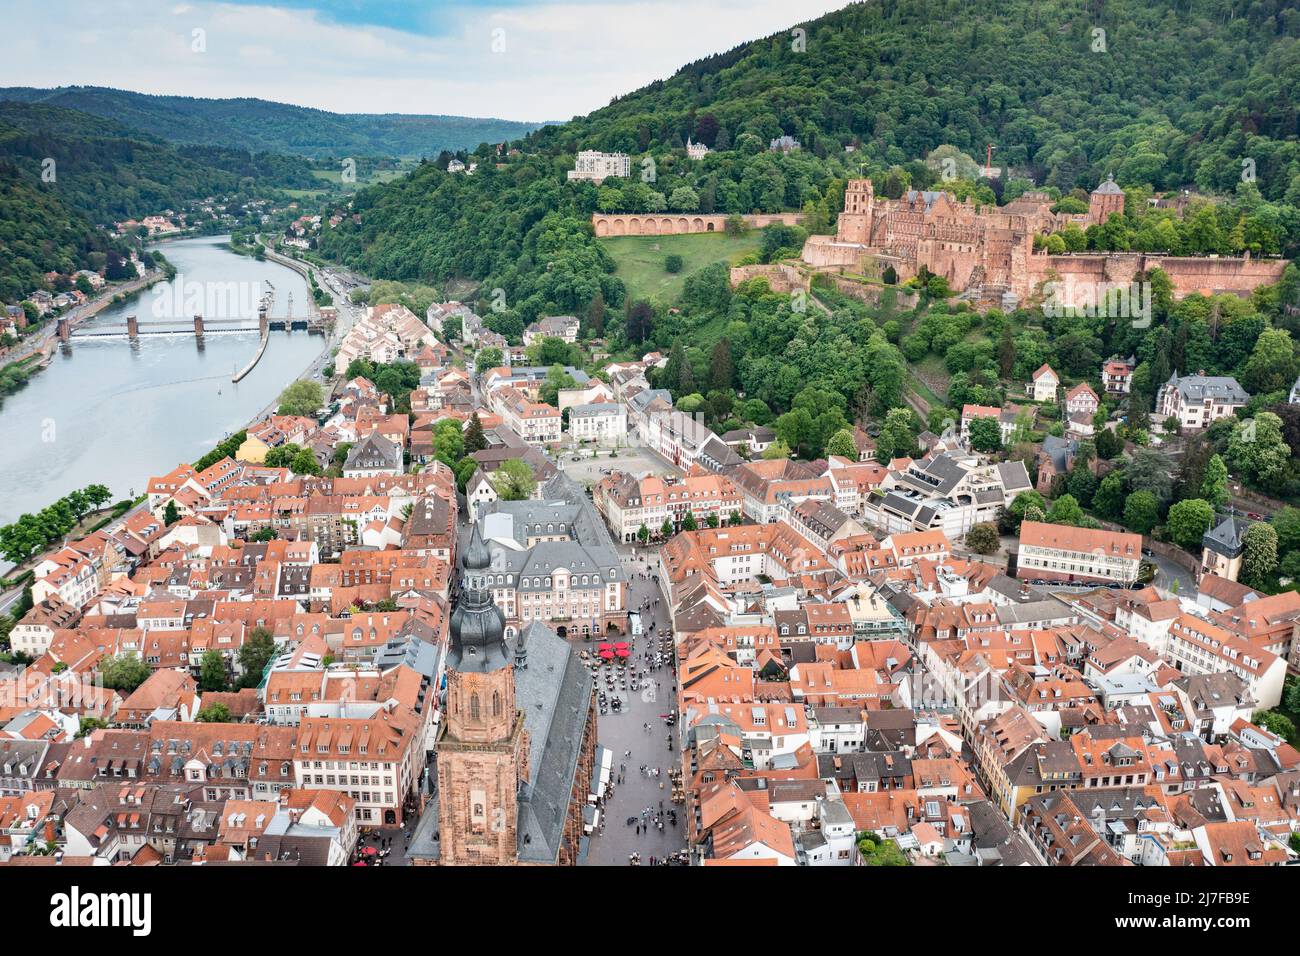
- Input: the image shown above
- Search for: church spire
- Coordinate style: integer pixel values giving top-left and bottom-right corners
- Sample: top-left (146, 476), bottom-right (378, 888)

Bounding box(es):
top-left (448, 523), bottom-right (508, 672)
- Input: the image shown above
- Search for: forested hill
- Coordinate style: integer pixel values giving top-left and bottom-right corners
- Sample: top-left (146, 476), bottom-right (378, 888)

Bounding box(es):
top-left (538, 0), bottom-right (1300, 199)
top-left (0, 87), bottom-right (543, 159)
top-left (0, 102), bottom-right (320, 222)
top-left (0, 101), bottom-right (319, 301)
top-left (315, 0), bottom-right (1300, 321)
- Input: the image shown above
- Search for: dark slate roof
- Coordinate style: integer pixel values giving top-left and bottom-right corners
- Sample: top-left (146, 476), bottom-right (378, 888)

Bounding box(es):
top-left (515, 621), bottom-right (595, 864)
top-left (1202, 516), bottom-right (1251, 558)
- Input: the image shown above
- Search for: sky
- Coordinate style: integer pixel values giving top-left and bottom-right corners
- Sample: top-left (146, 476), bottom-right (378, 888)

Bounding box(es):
top-left (5, 0), bottom-right (849, 122)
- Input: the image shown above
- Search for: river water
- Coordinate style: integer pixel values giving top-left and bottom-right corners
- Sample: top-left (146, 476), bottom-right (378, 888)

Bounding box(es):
top-left (0, 235), bottom-right (325, 523)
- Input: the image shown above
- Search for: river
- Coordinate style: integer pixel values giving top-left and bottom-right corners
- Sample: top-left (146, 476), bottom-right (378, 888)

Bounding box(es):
top-left (0, 235), bottom-right (327, 524)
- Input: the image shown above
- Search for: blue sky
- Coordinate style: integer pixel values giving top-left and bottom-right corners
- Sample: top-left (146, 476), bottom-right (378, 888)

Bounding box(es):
top-left (5, 0), bottom-right (848, 121)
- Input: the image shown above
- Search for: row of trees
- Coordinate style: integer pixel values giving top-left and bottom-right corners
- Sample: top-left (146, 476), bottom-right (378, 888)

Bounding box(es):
top-left (0, 484), bottom-right (112, 564)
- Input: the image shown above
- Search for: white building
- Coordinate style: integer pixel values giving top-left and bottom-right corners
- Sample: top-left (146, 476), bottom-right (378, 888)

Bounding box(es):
top-left (569, 402), bottom-right (627, 446)
top-left (567, 150), bottom-right (631, 184)
top-left (1156, 373), bottom-right (1248, 429)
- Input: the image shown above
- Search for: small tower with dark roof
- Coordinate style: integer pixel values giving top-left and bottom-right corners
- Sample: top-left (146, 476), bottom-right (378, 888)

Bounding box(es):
top-left (1089, 174), bottom-right (1125, 226)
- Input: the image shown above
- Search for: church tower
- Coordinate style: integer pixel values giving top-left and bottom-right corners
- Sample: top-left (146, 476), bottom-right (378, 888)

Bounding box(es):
top-left (836, 178), bottom-right (876, 244)
top-left (437, 523), bottom-right (529, 865)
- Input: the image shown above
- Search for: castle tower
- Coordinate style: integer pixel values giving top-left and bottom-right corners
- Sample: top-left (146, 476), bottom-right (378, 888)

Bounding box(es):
top-left (1089, 175), bottom-right (1125, 226)
top-left (836, 178), bottom-right (875, 244)
top-left (437, 523), bottom-right (528, 865)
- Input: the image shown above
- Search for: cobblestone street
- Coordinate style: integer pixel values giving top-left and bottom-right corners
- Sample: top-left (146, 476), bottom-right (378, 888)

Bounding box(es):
top-left (583, 546), bottom-right (687, 866)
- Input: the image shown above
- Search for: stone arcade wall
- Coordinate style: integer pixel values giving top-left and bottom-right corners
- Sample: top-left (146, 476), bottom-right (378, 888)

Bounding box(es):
top-left (592, 212), bottom-right (802, 237)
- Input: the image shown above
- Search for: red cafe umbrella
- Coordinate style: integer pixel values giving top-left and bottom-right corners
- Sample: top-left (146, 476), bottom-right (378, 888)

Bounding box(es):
top-left (613, 642), bottom-right (630, 650)
top-left (599, 649), bottom-right (615, 659)
top-left (352, 861), bottom-right (368, 866)
top-left (361, 846), bottom-right (378, 856)
top-left (598, 642), bottom-right (613, 652)
top-left (615, 647), bottom-right (630, 658)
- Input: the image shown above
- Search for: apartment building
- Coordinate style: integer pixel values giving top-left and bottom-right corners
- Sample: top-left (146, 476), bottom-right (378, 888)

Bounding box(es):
top-left (1015, 521), bottom-right (1141, 587)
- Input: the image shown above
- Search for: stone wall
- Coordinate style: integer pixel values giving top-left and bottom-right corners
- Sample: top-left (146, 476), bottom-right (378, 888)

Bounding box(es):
top-left (1028, 252), bottom-right (1287, 303)
top-left (728, 263), bottom-right (809, 293)
top-left (592, 211), bottom-right (801, 238)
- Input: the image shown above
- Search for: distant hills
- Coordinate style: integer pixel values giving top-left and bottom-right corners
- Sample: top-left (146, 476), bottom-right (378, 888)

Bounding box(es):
top-left (0, 87), bottom-right (545, 159)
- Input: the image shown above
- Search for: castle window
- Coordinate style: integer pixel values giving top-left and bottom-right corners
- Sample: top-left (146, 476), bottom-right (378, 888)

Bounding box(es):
top-left (470, 695), bottom-right (480, 721)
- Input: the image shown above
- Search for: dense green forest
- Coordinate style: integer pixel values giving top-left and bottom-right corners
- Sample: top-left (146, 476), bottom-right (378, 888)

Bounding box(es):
top-left (315, 0), bottom-right (1300, 327)
top-left (0, 101), bottom-right (335, 301)
top-left (0, 163), bottom-right (129, 302)
top-left (0, 87), bottom-right (542, 159)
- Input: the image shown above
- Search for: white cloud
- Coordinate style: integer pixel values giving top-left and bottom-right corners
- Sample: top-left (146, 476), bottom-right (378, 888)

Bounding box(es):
top-left (7, 0), bottom-right (848, 121)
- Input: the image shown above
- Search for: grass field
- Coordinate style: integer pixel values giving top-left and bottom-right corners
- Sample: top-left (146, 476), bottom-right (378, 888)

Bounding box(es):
top-left (600, 232), bottom-right (763, 303)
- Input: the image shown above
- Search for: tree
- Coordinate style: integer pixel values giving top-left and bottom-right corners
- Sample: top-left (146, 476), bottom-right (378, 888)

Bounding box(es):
top-left (1093, 472), bottom-right (1126, 521)
top-left (237, 627), bottom-right (277, 689)
top-left (1007, 491), bottom-right (1047, 531)
top-left (1241, 522), bottom-right (1279, 589)
top-left (965, 523), bottom-right (1000, 554)
top-left (475, 346), bottom-right (503, 371)
top-left (432, 419), bottom-right (466, 468)
top-left (856, 832), bottom-right (908, 866)
top-left (84, 484), bottom-right (112, 512)
top-left (1125, 449), bottom-right (1175, 506)
top-left (98, 654), bottom-right (152, 693)
top-left (1123, 491), bottom-right (1160, 535)
top-left (668, 186), bottom-right (700, 212)
top-left (876, 408), bottom-right (918, 463)
top-left (251, 526), bottom-right (277, 542)
top-left (682, 512), bottom-right (698, 532)
top-left (1253, 710), bottom-right (1297, 745)
top-left (1092, 426), bottom-right (1123, 460)
top-left (967, 417), bottom-right (1002, 453)
top-left (636, 524), bottom-right (649, 544)
top-left (660, 518), bottom-right (674, 539)
top-left (1271, 506), bottom-right (1300, 557)
top-left (1241, 329), bottom-right (1298, 395)
top-left (824, 429), bottom-right (857, 459)
top-left (761, 439), bottom-right (792, 460)
top-left (1066, 467), bottom-right (1099, 509)
top-left (277, 379), bottom-right (323, 417)
top-left (1227, 413), bottom-right (1291, 493)
top-left (199, 650), bottom-right (228, 692)
top-left (664, 254), bottom-right (684, 274)
top-left (709, 338), bottom-right (734, 392)
top-left (1167, 498), bottom-right (1215, 550)
top-left (492, 458), bottom-right (537, 501)
top-left (290, 447), bottom-right (322, 476)
top-left (196, 703), bottom-right (233, 723)
top-left (1046, 493), bottom-right (1085, 526)
top-left (77, 717), bottom-right (107, 739)
top-left (464, 413), bottom-right (488, 454)
top-left (1200, 454), bottom-right (1229, 508)
top-left (163, 500), bottom-right (180, 526)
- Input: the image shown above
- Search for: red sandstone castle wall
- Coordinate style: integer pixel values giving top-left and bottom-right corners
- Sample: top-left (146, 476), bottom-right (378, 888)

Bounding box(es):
top-left (1027, 253), bottom-right (1287, 302)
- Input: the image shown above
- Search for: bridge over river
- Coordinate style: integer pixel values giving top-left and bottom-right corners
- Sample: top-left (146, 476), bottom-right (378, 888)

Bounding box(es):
top-left (0, 235), bottom-right (330, 524)
top-left (58, 285), bottom-right (330, 380)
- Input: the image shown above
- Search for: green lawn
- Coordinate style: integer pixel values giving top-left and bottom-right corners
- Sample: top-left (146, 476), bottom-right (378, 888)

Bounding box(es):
top-left (600, 232), bottom-right (763, 303)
